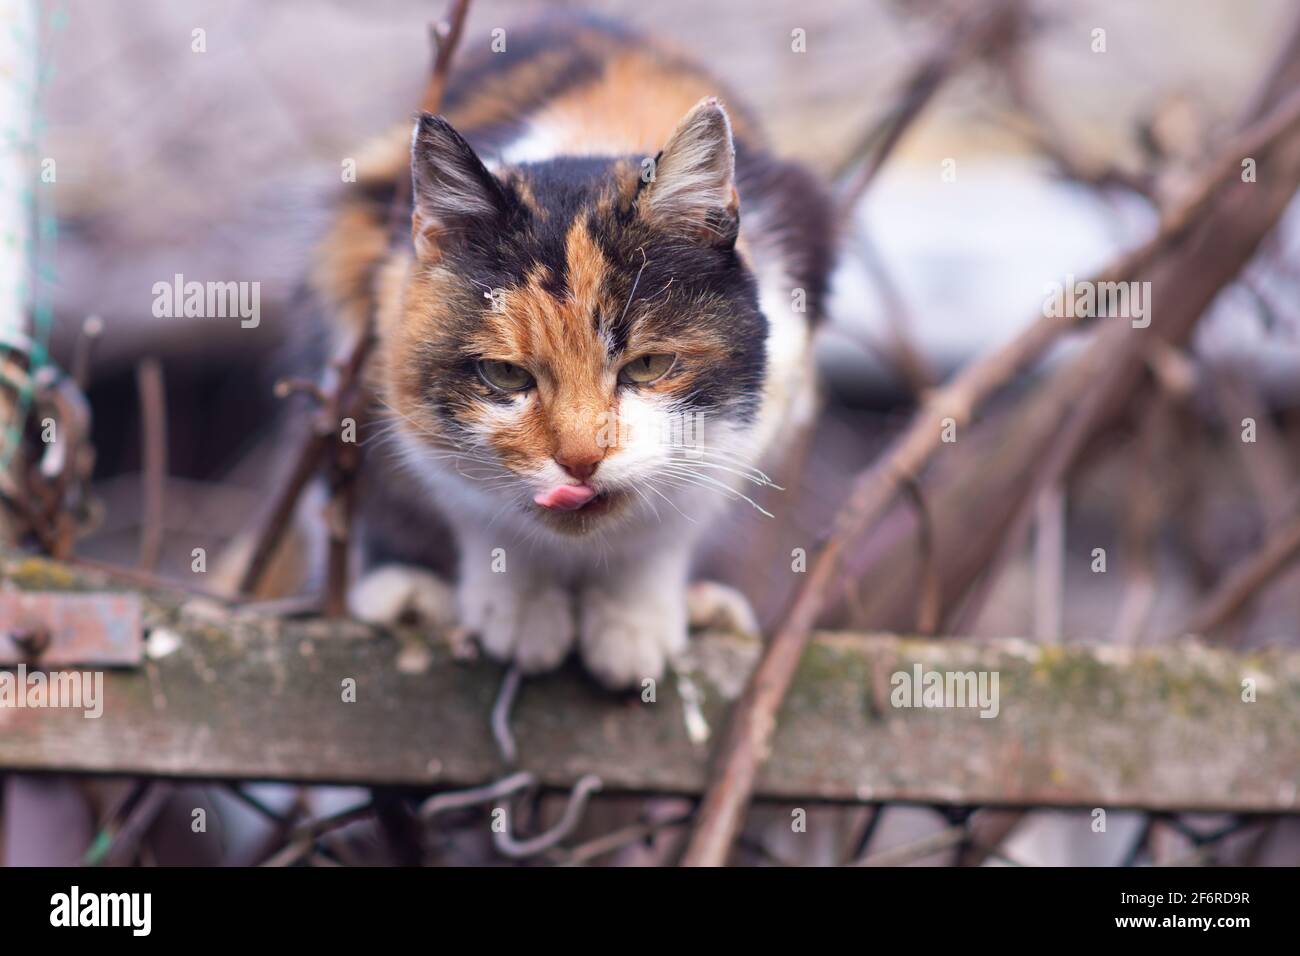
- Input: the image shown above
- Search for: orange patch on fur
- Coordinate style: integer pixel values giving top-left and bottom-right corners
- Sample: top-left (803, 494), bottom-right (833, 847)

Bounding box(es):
top-left (466, 218), bottom-right (621, 471)
top-left (313, 202), bottom-right (391, 336)
top-left (522, 47), bottom-right (759, 158)
top-left (443, 48), bottom-right (587, 132)
top-left (380, 254), bottom-right (456, 440)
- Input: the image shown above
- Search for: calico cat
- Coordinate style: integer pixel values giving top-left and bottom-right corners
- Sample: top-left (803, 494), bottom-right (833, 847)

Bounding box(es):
top-left (311, 17), bottom-right (833, 688)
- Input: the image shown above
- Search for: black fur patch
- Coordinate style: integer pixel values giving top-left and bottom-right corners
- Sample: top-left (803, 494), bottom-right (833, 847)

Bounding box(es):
top-left (413, 154), bottom-right (769, 426)
top-left (398, 16), bottom-right (833, 434)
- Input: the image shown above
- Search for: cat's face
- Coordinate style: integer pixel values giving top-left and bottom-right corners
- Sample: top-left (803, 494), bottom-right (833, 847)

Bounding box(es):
top-left (385, 99), bottom-right (768, 534)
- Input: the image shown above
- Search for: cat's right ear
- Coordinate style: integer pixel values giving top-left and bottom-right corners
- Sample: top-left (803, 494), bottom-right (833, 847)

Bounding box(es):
top-left (637, 97), bottom-right (739, 248)
top-left (410, 113), bottom-right (508, 261)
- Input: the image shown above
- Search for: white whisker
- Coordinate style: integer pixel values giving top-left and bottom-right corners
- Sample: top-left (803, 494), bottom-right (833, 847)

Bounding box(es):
top-left (660, 464), bottom-right (775, 518)
top-left (664, 455), bottom-right (782, 490)
top-left (642, 478), bottom-right (698, 524)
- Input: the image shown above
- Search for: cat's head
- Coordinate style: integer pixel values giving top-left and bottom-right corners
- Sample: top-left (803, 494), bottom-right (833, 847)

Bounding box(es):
top-left (385, 98), bottom-right (768, 534)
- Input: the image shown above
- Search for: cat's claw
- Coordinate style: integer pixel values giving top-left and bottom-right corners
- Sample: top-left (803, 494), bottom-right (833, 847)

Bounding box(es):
top-left (687, 580), bottom-right (760, 636)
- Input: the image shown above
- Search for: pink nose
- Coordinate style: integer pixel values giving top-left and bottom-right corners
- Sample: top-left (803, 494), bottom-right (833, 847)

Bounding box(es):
top-left (555, 453), bottom-right (600, 482)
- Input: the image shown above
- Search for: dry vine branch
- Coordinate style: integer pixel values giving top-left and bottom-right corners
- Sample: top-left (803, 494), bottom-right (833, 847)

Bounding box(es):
top-left (829, 2), bottom-right (1017, 400)
top-left (996, 33), bottom-right (1157, 202)
top-left (681, 48), bottom-right (1300, 867)
top-left (834, 0), bottom-right (1023, 224)
top-left (237, 0), bottom-right (472, 600)
top-left (134, 357), bottom-right (166, 573)
top-left (1174, 505), bottom-right (1300, 640)
top-left (1213, 366), bottom-right (1295, 524)
top-left (423, 0), bottom-right (472, 115)
top-left (849, 230), bottom-right (938, 396)
top-left (944, 77), bottom-right (1300, 638)
top-left (847, 15), bottom-right (1300, 646)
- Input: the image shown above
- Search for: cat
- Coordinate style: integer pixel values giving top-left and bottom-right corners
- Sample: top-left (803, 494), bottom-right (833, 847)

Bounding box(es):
top-left (310, 17), bottom-right (834, 688)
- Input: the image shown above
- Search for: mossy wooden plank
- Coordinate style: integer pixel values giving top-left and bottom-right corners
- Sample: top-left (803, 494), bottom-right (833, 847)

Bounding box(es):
top-left (2, 553), bottom-right (1298, 811)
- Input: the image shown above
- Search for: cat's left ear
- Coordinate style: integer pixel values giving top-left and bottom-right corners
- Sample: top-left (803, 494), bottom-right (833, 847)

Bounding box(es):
top-left (638, 97), bottom-right (740, 248)
top-left (410, 113), bottom-right (509, 261)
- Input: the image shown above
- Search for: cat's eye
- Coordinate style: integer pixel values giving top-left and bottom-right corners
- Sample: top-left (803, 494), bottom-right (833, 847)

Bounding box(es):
top-left (477, 359), bottom-right (534, 392)
top-left (619, 353), bottom-right (676, 385)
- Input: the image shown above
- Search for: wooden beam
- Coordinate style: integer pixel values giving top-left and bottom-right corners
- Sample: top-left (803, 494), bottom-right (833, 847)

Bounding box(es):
top-left (2, 553), bottom-right (1298, 812)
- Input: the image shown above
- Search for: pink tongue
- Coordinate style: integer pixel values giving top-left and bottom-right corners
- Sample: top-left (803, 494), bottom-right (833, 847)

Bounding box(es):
top-left (534, 483), bottom-right (598, 511)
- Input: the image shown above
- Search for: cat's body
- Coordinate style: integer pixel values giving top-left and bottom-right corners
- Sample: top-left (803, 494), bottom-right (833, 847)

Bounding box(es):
top-left (310, 18), bottom-right (833, 687)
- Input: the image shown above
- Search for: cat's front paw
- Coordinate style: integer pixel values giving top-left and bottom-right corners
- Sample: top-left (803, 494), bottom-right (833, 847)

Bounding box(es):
top-left (459, 576), bottom-right (576, 674)
top-left (349, 564), bottom-right (457, 629)
top-left (687, 580), bottom-right (760, 635)
top-left (578, 587), bottom-right (687, 690)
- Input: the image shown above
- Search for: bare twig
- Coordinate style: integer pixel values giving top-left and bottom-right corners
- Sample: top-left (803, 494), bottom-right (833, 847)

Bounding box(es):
top-left (68, 554), bottom-right (231, 602)
top-left (237, 0), bottom-right (472, 599)
top-left (422, 0), bottom-right (472, 114)
top-left (945, 81), bottom-right (1300, 636)
top-left (236, 414), bottom-right (335, 596)
top-left (1213, 365), bottom-right (1295, 524)
top-left (1111, 388), bottom-right (1185, 646)
top-left (255, 797), bottom-right (376, 867)
top-left (900, 478), bottom-right (940, 635)
top-left (681, 70), bottom-right (1300, 868)
top-left (86, 781), bottom-right (175, 867)
top-left (1032, 484), bottom-right (1065, 643)
top-left (955, 808), bottom-right (1024, 867)
top-left (997, 40), bottom-right (1157, 202)
top-left (553, 809), bottom-right (693, 867)
top-left (1175, 504), bottom-right (1300, 639)
top-left (323, 431), bottom-right (360, 618)
top-left (851, 230), bottom-right (938, 396)
top-left (835, 0), bottom-right (1022, 226)
top-left (71, 315), bottom-right (103, 390)
top-left (135, 358), bottom-right (167, 573)
top-left (849, 824), bottom-right (967, 867)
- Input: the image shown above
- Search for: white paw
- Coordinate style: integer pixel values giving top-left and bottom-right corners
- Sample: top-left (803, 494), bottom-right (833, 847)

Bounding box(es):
top-left (460, 577), bottom-right (576, 674)
top-left (687, 580), bottom-right (760, 635)
top-left (579, 587), bottom-right (687, 690)
top-left (349, 564), bottom-right (457, 629)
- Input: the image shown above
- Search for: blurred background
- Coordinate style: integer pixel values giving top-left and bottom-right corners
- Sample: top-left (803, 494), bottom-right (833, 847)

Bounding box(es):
top-left (2, 0), bottom-right (1299, 865)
